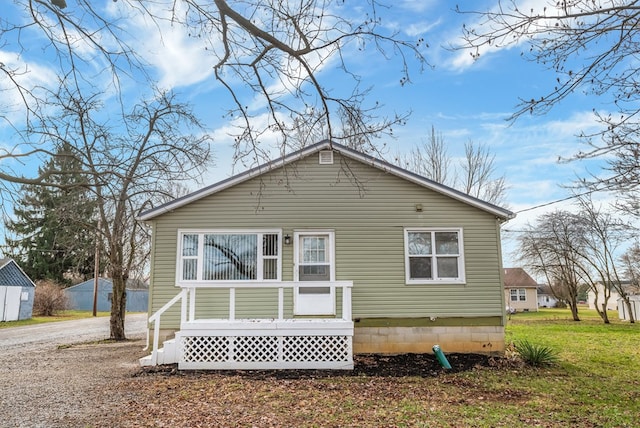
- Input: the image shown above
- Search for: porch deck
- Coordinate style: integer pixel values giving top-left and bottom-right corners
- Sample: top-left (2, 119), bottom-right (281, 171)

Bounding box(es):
top-left (140, 282), bottom-right (354, 370)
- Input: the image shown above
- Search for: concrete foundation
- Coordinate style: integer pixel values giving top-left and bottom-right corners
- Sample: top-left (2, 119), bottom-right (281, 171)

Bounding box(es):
top-left (353, 325), bottom-right (504, 354)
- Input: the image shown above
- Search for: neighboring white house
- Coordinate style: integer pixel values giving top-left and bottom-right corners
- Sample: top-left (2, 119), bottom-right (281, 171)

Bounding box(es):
top-left (588, 281), bottom-right (640, 316)
top-left (587, 282), bottom-right (618, 311)
top-left (586, 282), bottom-right (636, 312)
top-left (537, 285), bottom-right (559, 308)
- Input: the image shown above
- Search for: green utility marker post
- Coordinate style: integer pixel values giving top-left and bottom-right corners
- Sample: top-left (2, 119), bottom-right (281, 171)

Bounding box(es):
top-left (432, 344), bottom-right (452, 369)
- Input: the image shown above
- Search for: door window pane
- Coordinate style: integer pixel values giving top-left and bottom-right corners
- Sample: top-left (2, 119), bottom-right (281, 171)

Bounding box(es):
top-left (302, 236), bottom-right (326, 263)
top-left (299, 265), bottom-right (330, 282)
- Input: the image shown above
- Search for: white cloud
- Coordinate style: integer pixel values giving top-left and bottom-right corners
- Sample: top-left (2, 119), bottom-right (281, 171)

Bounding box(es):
top-left (0, 50), bottom-right (57, 129)
top-left (404, 19), bottom-right (443, 38)
top-left (105, 2), bottom-right (221, 91)
top-left (446, 0), bottom-right (557, 72)
top-left (398, 1), bottom-right (439, 14)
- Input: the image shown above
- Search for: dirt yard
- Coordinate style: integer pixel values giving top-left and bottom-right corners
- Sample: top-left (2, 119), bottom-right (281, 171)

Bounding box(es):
top-left (0, 327), bottom-right (497, 428)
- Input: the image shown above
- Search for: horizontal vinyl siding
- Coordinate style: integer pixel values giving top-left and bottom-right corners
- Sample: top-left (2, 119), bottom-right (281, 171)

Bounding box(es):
top-left (149, 153), bottom-right (505, 329)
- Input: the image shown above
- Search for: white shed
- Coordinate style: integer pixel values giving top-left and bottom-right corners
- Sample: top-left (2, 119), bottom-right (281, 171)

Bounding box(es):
top-left (618, 296), bottom-right (640, 321)
top-left (0, 259), bottom-right (36, 321)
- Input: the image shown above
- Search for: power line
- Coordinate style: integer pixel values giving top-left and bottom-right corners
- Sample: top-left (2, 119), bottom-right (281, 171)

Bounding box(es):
top-left (514, 182), bottom-right (621, 214)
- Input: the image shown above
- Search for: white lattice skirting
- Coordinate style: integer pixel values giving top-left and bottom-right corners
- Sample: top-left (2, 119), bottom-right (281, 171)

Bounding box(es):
top-left (175, 319), bottom-right (354, 370)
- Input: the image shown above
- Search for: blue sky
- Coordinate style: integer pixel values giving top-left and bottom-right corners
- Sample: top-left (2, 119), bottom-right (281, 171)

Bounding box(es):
top-left (1, 1), bottom-right (628, 266)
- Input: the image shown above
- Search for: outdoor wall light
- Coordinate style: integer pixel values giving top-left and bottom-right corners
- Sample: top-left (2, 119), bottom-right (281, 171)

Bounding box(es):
top-left (284, 234), bottom-right (291, 245)
top-left (415, 204), bottom-right (423, 212)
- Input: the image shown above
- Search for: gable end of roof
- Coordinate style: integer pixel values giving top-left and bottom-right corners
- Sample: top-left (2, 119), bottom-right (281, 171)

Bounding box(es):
top-left (138, 140), bottom-right (515, 222)
top-left (0, 259), bottom-right (36, 288)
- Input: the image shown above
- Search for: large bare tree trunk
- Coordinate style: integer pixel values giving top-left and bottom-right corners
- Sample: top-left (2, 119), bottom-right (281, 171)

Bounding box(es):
top-left (600, 303), bottom-right (610, 324)
top-left (110, 275), bottom-right (127, 340)
top-left (569, 302), bottom-right (581, 322)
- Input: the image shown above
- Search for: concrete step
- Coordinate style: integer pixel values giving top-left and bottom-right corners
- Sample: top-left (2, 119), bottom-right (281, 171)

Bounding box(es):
top-left (139, 338), bottom-right (178, 366)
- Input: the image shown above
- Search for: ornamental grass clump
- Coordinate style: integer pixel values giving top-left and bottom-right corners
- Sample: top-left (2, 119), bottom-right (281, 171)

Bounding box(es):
top-left (513, 339), bottom-right (558, 367)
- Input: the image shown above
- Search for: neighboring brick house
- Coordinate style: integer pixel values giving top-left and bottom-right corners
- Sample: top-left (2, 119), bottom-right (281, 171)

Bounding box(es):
top-left (503, 268), bottom-right (538, 312)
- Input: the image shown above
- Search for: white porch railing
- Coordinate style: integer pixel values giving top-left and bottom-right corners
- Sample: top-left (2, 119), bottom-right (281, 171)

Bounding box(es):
top-left (146, 287), bottom-right (190, 365)
top-left (145, 281), bottom-right (353, 369)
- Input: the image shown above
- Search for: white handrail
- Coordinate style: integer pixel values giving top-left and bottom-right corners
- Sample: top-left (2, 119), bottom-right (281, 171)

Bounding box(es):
top-left (147, 288), bottom-right (188, 365)
top-left (184, 281), bottom-right (353, 321)
top-left (175, 281), bottom-right (353, 320)
top-left (176, 280), bottom-right (354, 289)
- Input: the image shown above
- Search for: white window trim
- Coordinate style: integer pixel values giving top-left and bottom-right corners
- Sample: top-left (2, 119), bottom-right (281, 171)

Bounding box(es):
top-left (176, 229), bottom-right (282, 286)
top-left (403, 227), bottom-right (466, 285)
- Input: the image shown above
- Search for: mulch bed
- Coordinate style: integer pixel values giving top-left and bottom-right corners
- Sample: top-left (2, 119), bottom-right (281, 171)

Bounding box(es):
top-left (138, 352), bottom-right (501, 379)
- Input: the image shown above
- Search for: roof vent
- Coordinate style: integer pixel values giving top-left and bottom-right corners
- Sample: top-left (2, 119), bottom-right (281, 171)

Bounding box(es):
top-left (319, 150), bottom-right (334, 165)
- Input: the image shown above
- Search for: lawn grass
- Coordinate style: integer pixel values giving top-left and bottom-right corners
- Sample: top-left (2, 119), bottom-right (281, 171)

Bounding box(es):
top-left (0, 310), bottom-right (109, 329)
top-left (117, 307), bottom-right (640, 427)
top-left (471, 308), bottom-right (640, 427)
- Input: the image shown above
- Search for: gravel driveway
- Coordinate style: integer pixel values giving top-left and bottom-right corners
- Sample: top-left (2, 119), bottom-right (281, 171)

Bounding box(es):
top-left (0, 314), bottom-right (148, 428)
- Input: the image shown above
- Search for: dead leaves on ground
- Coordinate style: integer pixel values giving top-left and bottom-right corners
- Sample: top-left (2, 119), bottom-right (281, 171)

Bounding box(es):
top-left (103, 354), bottom-right (533, 427)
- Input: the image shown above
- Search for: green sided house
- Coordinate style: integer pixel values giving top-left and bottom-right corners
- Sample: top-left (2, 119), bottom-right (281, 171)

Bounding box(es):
top-left (138, 141), bottom-right (514, 370)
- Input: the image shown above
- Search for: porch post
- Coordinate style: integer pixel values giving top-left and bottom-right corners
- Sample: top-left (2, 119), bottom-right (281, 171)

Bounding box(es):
top-left (229, 287), bottom-right (236, 320)
top-left (180, 288), bottom-right (187, 325)
top-left (278, 287), bottom-right (284, 320)
top-left (151, 318), bottom-right (161, 365)
top-left (342, 283), bottom-right (352, 321)
top-left (189, 287), bottom-right (196, 322)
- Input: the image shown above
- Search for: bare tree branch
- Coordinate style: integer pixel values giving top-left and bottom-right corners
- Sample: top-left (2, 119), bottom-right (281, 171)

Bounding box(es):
top-left (455, 1), bottom-right (640, 207)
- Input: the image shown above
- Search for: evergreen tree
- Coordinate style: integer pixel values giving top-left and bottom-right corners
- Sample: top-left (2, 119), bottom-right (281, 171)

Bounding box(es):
top-left (4, 144), bottom-right (98, 284)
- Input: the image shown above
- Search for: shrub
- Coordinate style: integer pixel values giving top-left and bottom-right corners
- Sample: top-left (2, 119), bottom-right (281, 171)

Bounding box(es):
top-left (33, 280), bottom-right (70, 316)
top-left (513, 339), bottom-right (558, 367)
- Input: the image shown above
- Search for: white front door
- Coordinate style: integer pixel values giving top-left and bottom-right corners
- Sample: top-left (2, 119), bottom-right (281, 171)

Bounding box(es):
top-left (293, 231), bottom-right (335, 316)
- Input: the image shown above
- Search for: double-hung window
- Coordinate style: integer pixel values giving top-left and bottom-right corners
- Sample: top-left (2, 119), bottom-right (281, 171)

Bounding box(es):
top-left (510, 289), bottom-right (526, 302)
top-left (404, 228), bottom-right (465, 284)
top-left (178, 230), bottom-right (281, 283)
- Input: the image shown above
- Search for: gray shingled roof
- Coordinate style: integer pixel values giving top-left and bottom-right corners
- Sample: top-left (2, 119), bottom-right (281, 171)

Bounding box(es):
top-left (0, 259), bottom-right (36, 288)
